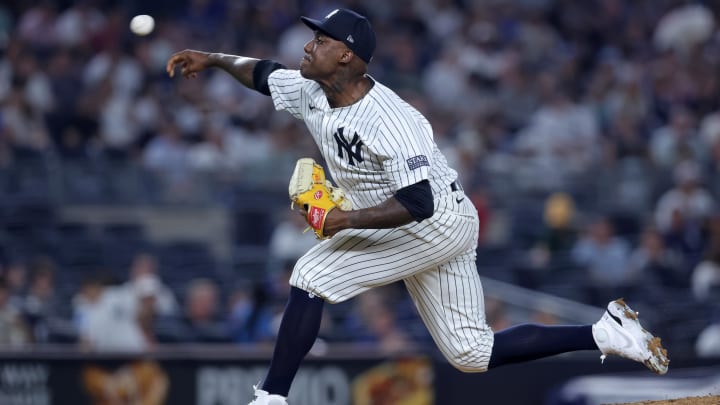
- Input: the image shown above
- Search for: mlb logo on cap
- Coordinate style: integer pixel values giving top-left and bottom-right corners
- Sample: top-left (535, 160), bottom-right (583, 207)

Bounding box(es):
top-left (300, 8), bottom-right (376, 63)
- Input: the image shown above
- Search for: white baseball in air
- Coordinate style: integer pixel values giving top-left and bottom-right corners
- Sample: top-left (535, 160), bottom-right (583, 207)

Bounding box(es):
top-left (130, 14), bottom-right (155, 36)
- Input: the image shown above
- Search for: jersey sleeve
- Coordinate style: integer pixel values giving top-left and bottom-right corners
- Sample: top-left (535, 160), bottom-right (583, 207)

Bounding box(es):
top-left (267, 69), bottom-right (305, 119)
top-left (377, 118), bottom-right (434, 191)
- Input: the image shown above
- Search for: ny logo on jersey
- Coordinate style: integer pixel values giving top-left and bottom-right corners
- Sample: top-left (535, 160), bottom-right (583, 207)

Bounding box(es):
top-left (334, 127), bottom-right (364, 166)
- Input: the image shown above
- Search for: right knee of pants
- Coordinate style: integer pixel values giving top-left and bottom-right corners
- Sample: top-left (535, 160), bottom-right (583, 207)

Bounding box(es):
top-left (441, 332), bottom-right (494, 373)
top-left (445, 354), bottom-right (490, 373)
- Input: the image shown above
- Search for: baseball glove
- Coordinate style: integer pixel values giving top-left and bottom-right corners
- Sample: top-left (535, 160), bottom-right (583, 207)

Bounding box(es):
top-left (289, 158), bottom-right (352, 239)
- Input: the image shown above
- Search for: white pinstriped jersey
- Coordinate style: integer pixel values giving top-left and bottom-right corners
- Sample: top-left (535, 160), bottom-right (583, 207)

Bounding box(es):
top-left (267, 68), bottom-right (494, 372)
top-left (268, 69), bottom-right (457, 209)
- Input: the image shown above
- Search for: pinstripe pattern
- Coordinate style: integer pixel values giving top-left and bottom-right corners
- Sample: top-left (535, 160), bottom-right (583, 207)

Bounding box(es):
top-left (269, 69), bottom-right (493, 371)
top-left (268, 69), bottom-right (457, 209)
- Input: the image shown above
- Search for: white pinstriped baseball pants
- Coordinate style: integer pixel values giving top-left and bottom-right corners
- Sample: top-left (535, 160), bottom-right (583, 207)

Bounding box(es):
top-left (290, 190), bottom-right (494, 372)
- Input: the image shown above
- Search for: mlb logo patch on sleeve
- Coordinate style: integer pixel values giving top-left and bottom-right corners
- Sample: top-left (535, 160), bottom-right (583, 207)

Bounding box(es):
top-left (406, 155), bottom-right (430, 170)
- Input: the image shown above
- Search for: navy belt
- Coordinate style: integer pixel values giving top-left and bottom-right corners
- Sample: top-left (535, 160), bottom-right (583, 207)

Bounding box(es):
top-left (450, 180), bottom-right (463, 192)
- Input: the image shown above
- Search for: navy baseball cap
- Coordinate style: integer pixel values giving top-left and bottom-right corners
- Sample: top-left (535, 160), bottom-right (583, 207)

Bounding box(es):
top-left (300, 8), bottom-right (376, 64)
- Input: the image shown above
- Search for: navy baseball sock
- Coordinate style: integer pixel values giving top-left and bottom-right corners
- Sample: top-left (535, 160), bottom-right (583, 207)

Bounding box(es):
top-left (262, 286), bottom-right (324, 396)
top-left (488, 324), bottom-right (596, 368)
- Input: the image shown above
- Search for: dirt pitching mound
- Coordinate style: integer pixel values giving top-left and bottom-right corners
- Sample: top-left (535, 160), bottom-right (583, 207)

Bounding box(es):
top-left (611, 395), bottom-right (720, 404)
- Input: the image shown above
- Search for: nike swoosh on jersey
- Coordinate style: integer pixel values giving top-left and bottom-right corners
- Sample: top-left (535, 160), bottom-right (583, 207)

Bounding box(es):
top-left (309, 104), bottom-right (316, 110)
top-left (456, 196), bottom-right (465, 203)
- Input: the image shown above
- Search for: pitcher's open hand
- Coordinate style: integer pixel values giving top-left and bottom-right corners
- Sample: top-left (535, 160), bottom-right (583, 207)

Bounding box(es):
top-left (166, 49), bottom-right (212, 79)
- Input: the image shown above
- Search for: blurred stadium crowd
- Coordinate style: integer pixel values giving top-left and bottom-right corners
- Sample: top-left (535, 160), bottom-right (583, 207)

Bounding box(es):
top-left (0, 0), bottom-right (719, 358)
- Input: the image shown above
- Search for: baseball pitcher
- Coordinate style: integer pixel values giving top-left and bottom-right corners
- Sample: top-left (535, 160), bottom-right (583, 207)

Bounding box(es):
top-left (167, 8), bottom-right (668, 405)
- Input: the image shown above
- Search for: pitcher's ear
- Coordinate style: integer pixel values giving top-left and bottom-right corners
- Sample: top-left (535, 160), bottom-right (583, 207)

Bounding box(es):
top-left (340, 49), bottom-right (354, 63)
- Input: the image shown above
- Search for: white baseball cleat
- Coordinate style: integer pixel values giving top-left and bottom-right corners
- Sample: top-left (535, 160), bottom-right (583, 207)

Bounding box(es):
top-left (592, 298), bottom-right (669, 375)
top-left (248, 386), bottom-right (288, 405)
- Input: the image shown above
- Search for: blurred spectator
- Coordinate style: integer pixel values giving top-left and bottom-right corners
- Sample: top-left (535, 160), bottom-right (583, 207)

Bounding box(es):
top-left (141, 121), bottom-right (198, 201)
top-left (179, 0), bottom-right (227, 40)
top-left (84, 41), bottom-right (143, 98)
top-left (16, 1), bottom-right (58, 50)
top-left (705, 137), bottom-right (720, 198)
top-left (186, 115), bottom-right (262, 173)
top-left (263, 261), bottom-right (296, 340)
top-left (627, 227), bottom-right (684, 289)
top-left (571, 216), bottom-right (632, 287)
top-left (540, 192), bottom-right (578, 256)
top-left (268, 210), bottom-right (319, 266)
top-left (655, 160), bottom-right (715, 232)
top-left (11, 48), bottom-right (55, 113)
top-left (421, 44), bottom-right (468, 113)
top-left (72, 275), bottom-right (106, 337)
top-left (227, 281), bottom-right (274, 343)
top-left (650, 106), bottom-right (704, 169)
top-left (187, 124), bottom-right (229, 172)
top-left (514, 83), bottom-right (599, 190)
top-left (653, 3), bottom-right (715, 56)
top-left (691, 251), bottom-right (720, 303)
top-left (517, 192), bottom-right (578, 287)
top-left (98, 85), bottom-right (140, 153)
top-left (605, 113), bottom-right (648, 163)
top-left (79, 277), bottom-right (153, 352)
top-left (1, 82), bottom-right (52, 152)
top-left (78, 271), bottom-right (162, 351)
top-left (180, 278), bottom-right (229, 343)
top-left (695, 315), bottom-right (720, 358)
top-left (343, 287), bottom-right (417, 354)
top-left (22, 256), bottom-right (60, 343)
top-left (691, 215), bottom-right (720, 302)
top-left (602, 65), bottom-right (650, 133)
top-left (0, 277), bottom-right (30, 346)
top-left (699, 109), bottom-right (720, 149)
top-left (267, 261), bottom-right (293, 300)
top-left (143, 121), bottom-right (189, 176)
top-left (495, 63), bottom-right (539, 132)
top-left (2, 259), bottom-right (27, 310)
top-left (127, 253), bottom-right (179, 317)
top-left (0, 5), bottom-right (12, 46)
top-left (131, 83), bottom-right (162, 141)
top-left (654, 160), bottom-right (716, 272)
top-left (53, 0), bottom-right (106, 48)
top-left (134, 274), bottom-right (160, 348)
top-left (45, 48), bottom-right (84, 145)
